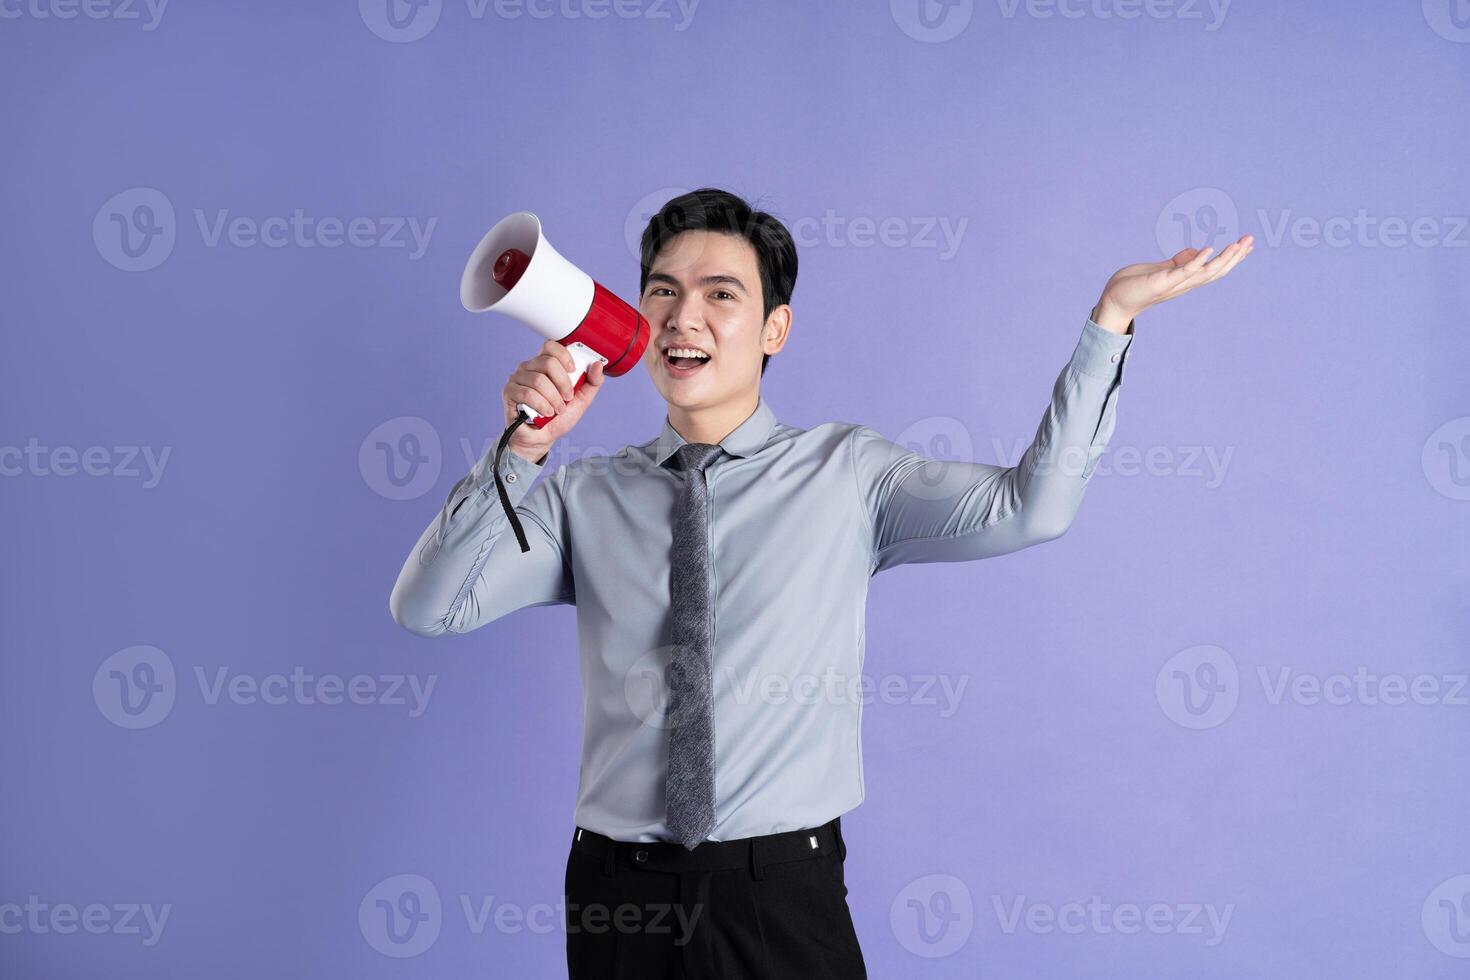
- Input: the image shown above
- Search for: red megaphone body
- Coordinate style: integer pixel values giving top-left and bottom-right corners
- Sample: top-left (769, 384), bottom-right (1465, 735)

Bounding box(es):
top-left (461, 211), bottom-right (650, 428)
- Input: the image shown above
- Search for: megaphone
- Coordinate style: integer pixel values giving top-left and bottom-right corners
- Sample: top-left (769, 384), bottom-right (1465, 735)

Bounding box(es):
top-left (456, 211), bottom-right (650, 555)
top-left (461, 211), bottom-right (650, 429)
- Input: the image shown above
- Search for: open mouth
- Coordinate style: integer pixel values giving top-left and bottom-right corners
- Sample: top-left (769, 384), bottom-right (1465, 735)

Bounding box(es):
top-left (663, 349), bottom-right (711, 377)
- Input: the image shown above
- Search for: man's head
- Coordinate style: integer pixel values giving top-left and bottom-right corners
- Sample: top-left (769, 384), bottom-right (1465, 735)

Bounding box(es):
top-left (638, 188), bottom-right (796, 414)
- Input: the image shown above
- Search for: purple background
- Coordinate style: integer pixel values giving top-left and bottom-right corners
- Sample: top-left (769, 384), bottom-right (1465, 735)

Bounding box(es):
top-left (4, 1), bottom-right (1469, 976)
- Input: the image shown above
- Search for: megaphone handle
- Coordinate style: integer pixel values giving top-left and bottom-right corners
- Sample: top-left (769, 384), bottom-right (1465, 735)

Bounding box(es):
top-left (516, 342), bottom-right (606, 429)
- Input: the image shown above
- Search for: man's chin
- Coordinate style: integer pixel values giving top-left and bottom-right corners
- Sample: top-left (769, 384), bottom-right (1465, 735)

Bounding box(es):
top-left (662, 391), bottom-right (702, 410)
top-left (659, 382), bottom-right (717, 410)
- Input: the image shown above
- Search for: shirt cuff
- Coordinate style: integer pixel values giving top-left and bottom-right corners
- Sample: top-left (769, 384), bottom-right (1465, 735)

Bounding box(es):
top-left (1070, 315), bottom-right (1135, 381)
top-left (469, 442), bottom-right (544, 498)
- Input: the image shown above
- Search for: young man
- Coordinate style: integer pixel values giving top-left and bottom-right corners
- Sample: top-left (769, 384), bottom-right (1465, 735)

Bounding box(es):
top-left (389, 188), bottom-right (1251, 978)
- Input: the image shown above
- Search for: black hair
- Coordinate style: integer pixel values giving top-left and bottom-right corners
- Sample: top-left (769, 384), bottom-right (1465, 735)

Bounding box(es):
top-left (639, 187), bottom-right (797, 377)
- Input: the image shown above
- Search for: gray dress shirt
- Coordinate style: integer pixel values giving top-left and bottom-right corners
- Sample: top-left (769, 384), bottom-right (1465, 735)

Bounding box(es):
top-left (390, 315), bottom-right (1134, 842)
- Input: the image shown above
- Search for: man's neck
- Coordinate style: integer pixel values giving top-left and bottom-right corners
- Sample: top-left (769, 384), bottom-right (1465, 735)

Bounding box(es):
top-left (667, 390), bottom-right (760, 447)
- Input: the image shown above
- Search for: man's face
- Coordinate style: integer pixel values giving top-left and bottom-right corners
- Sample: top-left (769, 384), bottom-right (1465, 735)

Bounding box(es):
top-left (639, 230), bottom-right (779, 412)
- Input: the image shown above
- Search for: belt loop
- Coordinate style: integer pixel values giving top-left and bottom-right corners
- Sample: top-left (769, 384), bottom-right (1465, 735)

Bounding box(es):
top-left (602, 837), bottom-right (617, 878)
top-left (831, 817), bottom-right (847, 861)
top-left (749, 836), bottom-right (765, 881)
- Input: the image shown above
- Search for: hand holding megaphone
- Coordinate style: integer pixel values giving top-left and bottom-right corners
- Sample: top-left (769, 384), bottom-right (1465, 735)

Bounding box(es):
top-left (500, 338), bottom-right (606, 460)
top-left (459, 211), bottom-right (650, 553)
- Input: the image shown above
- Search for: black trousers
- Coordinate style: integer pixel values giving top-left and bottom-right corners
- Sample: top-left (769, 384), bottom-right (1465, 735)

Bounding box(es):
top-left (564, 816), bottom-right (867, 979)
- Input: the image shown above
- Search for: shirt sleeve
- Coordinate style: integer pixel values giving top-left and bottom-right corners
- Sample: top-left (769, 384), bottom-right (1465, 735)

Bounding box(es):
top-left (851, 315), bottom-right (1133, 575)
top-left (389, 440), bottom-right (574, 637)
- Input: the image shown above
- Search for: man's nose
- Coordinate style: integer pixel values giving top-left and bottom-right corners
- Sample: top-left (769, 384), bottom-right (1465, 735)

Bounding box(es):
top-left (667, 295), bottom-right (705, 332)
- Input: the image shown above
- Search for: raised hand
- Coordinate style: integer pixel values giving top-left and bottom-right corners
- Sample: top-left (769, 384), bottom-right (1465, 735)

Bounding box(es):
top-left (1092, 235), bottom-right (1254, 332)
top-left (502, 339), bottom-right (606, 461)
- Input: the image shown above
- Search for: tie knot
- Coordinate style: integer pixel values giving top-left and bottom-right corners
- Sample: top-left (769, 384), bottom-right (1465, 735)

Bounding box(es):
top-left (673, 442), bottom-right (722, 474)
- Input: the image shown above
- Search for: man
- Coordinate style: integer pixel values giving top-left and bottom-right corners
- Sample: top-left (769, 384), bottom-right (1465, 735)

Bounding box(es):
top-left (389, 188), bottom-right (1251, 978)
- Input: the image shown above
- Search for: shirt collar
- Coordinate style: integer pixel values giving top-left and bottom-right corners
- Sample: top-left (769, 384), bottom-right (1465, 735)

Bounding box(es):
top-left (653, 396), bottom-right (778, 469)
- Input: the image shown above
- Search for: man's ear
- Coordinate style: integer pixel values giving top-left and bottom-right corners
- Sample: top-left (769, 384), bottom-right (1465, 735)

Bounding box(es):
top-left (763, 305), bottom-right (792, 356)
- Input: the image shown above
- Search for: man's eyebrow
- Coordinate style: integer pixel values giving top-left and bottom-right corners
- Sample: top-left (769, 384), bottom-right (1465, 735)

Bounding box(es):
top-left (645, 272), bottom-right (748, 293)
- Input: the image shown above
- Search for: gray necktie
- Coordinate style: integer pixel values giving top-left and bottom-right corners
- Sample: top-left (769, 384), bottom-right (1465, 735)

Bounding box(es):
top-left (666, 441), bottom-right (722, 850)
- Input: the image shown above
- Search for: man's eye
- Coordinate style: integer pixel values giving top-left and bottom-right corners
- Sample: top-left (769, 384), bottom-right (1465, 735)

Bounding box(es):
top-left (650, 287), bottom-right (674, 297)
top-left (712, 290), bottom-right (734, 300)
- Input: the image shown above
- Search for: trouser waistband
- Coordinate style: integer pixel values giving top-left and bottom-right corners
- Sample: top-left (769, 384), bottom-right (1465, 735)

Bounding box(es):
top-left (571, 816), bottom-right (847, 880)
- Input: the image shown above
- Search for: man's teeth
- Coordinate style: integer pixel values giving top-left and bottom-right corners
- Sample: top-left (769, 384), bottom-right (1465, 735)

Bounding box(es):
top-left (666, 348), bottom-right (710, 361)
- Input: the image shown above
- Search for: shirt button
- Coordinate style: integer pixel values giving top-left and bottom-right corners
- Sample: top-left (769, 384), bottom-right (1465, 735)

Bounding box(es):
top-left (633, 849), bottom-right (648, 863)
top-left (505, 471), bottom-right (517, 483)
top-left (1110, 352), bottom-right (1121, 363)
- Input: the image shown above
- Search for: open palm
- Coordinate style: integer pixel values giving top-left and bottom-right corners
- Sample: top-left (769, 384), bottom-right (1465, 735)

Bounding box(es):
top-left (1097, 235), bottom-right (1253, 323)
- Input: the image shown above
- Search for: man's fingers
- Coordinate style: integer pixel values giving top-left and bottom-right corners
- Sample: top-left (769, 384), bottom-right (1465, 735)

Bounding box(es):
top-left (1199, 240), bottom-right (1249, 280)
top-left (536, 353), bottom-right (576, 401)
top-left (1159, 243), bottom-right (1252, 300)
top-left (1206, 243), bottom-right (1251, 281)
top-left (1168, 241), bottom-right (1236, 286)
top-left (517, 367), bottom-right (568, 411)
top-left (1184, 245), bottom-right (1216, 272)
top-left (512, 381), bottom-right (559, 419)
top-left (1192, 236), bottom-right (1252, 276)
top-left (544, 339), bottom-right (577, 377)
